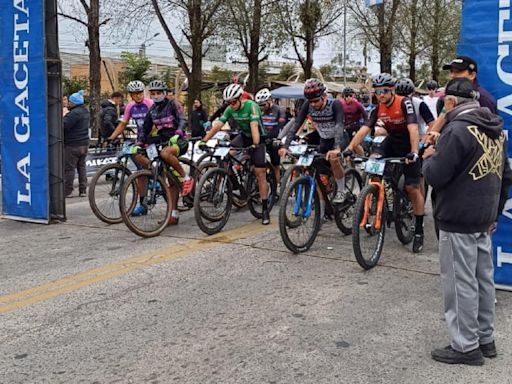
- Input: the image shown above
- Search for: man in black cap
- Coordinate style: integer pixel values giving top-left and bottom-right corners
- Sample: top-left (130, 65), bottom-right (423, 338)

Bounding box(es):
top-left (424, 55), bottom-right (497, 145)
top-left (423, 78), bottom-right (512, 366)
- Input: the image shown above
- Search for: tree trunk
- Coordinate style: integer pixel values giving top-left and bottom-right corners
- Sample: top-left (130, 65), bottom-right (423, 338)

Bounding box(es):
top-left (247, 0), bottom-right (262, 93)
top-left (408, 0), bottom-right (417, 82)
top-left (430, 0), bottom-right (441, 81)
top-left (187, 0), bottom-right (203, 127)
top-left (377, 3), bottom-right (392, 73)
top-left (303, 0), bottom-right (315, 79)
top-left (88, 0), bottom-right (101, 139)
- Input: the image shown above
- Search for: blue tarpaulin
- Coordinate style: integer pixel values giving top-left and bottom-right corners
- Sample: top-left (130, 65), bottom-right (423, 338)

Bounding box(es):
top-left (271, 85), bottom-right (305, 99)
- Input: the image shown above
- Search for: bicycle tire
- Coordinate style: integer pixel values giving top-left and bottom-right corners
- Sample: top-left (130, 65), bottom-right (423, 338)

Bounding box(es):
top-left (278, 176), bottom-right (321, 253)
top-left (393, 192), bottom-right (415, 245)
top-left (177, 157), bottom-right (204, 212)
top-left (247, 162), bottom-right (278, 219)
top-left (193, 167), bottom-right (233, 235)
top-left (279, 164), bottom-right (303, 199)
top-left (334, 169), bottom-right (363, 235)
top-left (88, 163), bottom-right (135, 224)
top-left (352, 184), bottom-right (386, 270)
top-left (120, 170), bottom-right (172, 238)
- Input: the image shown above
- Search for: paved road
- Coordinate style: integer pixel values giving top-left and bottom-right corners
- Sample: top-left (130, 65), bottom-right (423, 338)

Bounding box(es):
top-left (1, 194), bottom-right (511, 383)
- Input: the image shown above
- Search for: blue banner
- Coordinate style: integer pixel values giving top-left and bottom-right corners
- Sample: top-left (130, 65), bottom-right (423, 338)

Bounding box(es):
top-left (0, 0), bottom-right (49, 222)
top-left (365, 0), bottom-right (384, 6)
top-left (459, 0), bottom-right (512, 288)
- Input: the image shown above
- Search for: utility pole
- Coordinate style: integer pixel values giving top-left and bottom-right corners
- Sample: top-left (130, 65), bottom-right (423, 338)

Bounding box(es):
top-left (139, 33), bottom-right (160, 57)
top-left (343, 0), bottom-right (347, 86)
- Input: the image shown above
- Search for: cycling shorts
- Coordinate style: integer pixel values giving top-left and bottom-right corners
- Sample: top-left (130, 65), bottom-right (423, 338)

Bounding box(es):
top-left (231, 134), bottom-right (267, 168)
top-left (373, 140), bottom-right (421, 186)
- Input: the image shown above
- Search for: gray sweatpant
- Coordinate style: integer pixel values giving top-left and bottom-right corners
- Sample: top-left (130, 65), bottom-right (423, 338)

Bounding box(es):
top-left (438, 230), bottom-right (495, 353)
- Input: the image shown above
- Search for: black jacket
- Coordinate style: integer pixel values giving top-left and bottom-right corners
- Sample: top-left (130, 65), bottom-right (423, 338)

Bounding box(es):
top-left (191, 107), bottom-right (208, 137)
top-left (100, 100), bottom-right (118, 139)
top-left (64, 105), bottom-right (90, 146)
top-left (423, 101), bottom-right (512, 233)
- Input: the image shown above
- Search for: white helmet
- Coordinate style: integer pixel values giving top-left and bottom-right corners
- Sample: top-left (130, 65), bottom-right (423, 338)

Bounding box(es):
top-left (223, 83), bottom-right (243, 101)
top-left (127, 80), bottom-right (145, 93)
top-left (255, 88), bottom-right (272, 104)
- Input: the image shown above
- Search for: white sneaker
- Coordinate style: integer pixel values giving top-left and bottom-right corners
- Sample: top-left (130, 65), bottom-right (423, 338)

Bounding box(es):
top-left (332, 191), bottom-right (347, 204)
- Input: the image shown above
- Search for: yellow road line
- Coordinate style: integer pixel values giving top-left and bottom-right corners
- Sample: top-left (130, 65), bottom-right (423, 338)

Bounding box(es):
top-left (0, 221), bottom-right (276, 314)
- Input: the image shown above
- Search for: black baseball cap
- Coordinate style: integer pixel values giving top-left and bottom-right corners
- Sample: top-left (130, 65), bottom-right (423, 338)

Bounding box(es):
top-left (442, 56), bottom-right (478, 72)
top-left (445, 78), bottom-right (478, 99)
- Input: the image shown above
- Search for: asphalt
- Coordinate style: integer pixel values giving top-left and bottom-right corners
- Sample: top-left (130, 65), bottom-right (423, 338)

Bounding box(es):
top-left (0, 186), bottom-right (511, 384)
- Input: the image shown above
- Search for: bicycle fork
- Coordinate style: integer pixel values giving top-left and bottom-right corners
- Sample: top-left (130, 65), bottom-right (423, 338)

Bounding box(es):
top-left (360, 180), bottom-right (385, 230)
top-left (294, 176), bottom-right (315, 218)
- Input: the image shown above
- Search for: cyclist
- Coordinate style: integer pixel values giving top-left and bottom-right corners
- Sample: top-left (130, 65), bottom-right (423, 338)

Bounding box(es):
top-left (361, 94), bottom-right (375, 115)
top-left (343, 73), bottom-right (425, 253)
top-left (108, 80), bottom-right (153, 143)
top-left (423, 80), bottom-right (440, 119)
top-left (255, 88), bottom-right (286, 183)
top-left (200, 83), bottom-right (271, 225)
top-left (278, 78), bottom-right (347, 204)
top-left (341, 86), bottom-right (367, 155)
top-left (395, 78), bottom-right (435, 139)
top-left (133, 79), bottom-right (192, 225)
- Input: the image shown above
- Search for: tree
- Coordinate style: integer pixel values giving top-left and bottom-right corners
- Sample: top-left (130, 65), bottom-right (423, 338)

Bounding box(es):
top-left (275, 63), bottom-right (297, 81)
top-left (151, 0), bottom-right (223, 123)
top-left (420, 0), bottom-right (461, 81)
top-left (277, 0), bottom-right (344, 79)
top-left (62, 76), bottom-right (89, 96)
top-left (206, 65), bottom-right (233, 83)
top-left (350, 0), bottom-right (402, 74)
top-left (58, 0), bottom-right (110, 138)
top-left (117, 52), bottom-right (152, 91)
top-left (319, 64), bottom-right (334, 81)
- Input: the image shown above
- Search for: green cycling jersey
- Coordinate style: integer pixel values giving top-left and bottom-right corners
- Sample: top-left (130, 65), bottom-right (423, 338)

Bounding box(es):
top-left (219, 100), bottom-right (265, 138)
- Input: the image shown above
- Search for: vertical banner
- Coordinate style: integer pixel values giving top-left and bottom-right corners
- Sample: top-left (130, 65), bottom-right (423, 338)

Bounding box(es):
top-left (458, 0), bottom-right (512, 288)
top-left (0, 0), bottom-right (50, 222)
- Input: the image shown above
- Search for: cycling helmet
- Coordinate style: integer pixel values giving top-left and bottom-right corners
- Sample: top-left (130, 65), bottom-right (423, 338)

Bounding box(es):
top-left (147, 79), bottom-right (167, 91)
top-left (126, 80), bottom-right (145, 93)
top-left (255, 88), bottom-right (272, 104)
top-left (426, 80), bottom-right (438, 90)
top-left (372, 73), bottom-right (395, 88)
top-left (303, 78), bottom-right (326, 99)
top-left (361, 94), bottom-right (370, 103)
top-left (395, 78), bottom-right (415, 96)
top-left (342, 86), bottom-right (354, 96)
top-left (223, 83), bottom-right (243, 101)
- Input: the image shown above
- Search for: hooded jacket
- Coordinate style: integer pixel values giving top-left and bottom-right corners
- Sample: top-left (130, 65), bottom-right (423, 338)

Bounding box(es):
top-left (423, 101), bottom-right (512, 233)
top-left (100, 100), bottom-right (119, 139)
top-left (64, 104), bottom-right (90, 146)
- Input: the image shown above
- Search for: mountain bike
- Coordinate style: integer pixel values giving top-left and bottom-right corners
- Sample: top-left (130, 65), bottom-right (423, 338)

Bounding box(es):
top-left (193, 139), bottom-right (277, 235)
top-left (278, 145), bottom-right (362, 253)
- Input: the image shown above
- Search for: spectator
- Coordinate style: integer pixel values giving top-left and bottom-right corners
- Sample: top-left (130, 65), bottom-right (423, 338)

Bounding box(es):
top-left (423, 80), bottom-right (440, 119)
top-left (423, 78), bottom-right (512, 366)
top-left (285, 107), bottom-right (293, 123)
top-left (62, 96), bottom-right (69, 116)
top-left (100, 95), bottom-right (120, 142)
top-left (110, 91), bottom-right (124, 118)
top-left (190, 99), bottom-right (208, 137)
top-left (64, 90), bottom-right (90, 198)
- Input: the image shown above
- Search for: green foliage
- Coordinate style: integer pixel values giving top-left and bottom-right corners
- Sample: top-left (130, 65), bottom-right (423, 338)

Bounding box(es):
top-left (258, 64), bottom-right (269, 87)
top-left (62, 76), bottom-right (89, 96)
top-left (206, 65), bottom-right (233, 83)
top-left (161, 67), bottom-right (176, 90)
top-left (275, 63), bottom-right (296, 81)
top-left (319, 64), bottom-right (334, 81)
top-left (117, 51), bottom-right (152, 91)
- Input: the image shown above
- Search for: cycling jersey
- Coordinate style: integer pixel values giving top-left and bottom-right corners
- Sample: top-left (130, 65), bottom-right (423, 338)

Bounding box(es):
top-left (219, 100), bottom-right (265, 138)
top-left (122, 98), bottom-right (154, 144)
top-left (262, 105), bottom-right (286, 139)
top-left (141, 98), bottom-right (186, 144)
top-left (286, 98), bottom-right (344, 148)
top-left (423, 95), bottom-right (439, 119)
top-left (341, 98), bottom-right (367, 131)
top-left (364, 95), bottom-right (417, 154)
top-left (411, 96), bottom-right (435, 137)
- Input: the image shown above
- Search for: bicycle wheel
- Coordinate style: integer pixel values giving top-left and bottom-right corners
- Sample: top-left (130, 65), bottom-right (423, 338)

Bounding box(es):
top-left (393, 191), bottom-right (415, 245)
top-left (334, 169), bottom-right (363, 235)
top-left (177, 157), bottom-right (204, 212)
top-left (279, 176), bottom-right (321, 253)
top-left (193, 168), bottom-right (233, 235)
top-left (88, 163), bottom-right (135, 224)
top-left (247, 162), bottom-right (278, 219)
top-left (120, 170), bottom-right (171, 238)
top-left (352, 184), bottom-right (386, 269)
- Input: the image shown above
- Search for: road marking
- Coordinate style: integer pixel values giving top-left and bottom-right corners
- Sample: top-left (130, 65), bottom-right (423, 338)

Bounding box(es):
top-left (0, 221), bottom-right (276, 314)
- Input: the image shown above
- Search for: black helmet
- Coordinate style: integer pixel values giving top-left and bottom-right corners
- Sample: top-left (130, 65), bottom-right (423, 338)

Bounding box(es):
top-left (372, 73), bottom-right (395, 88)
top-left (361, 94), bottom-right (370, 102)
top-left (304, 78), bottom-right (326, 99)
top-left (426, 80), bottom-right (438, 90)
top-left (342, 86), bottom-right (354, 96)
top-left (395, 78), bottom-right (415, 96)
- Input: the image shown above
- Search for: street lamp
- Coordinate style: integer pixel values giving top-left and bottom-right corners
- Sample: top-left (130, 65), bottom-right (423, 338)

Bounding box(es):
top-left (139, 33), bottom-right (160, 57)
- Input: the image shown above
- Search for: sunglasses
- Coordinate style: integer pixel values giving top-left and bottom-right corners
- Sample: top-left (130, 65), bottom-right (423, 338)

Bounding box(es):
top-left (374, 88), bottom-right (392, 95)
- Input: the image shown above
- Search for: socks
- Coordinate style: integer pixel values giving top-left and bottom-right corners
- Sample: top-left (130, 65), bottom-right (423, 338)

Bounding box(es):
top-left (171, 210), bottom-right (179, 218)
top-left (320, 199), bottom-right (326, 218)
top-left (336, 176), bottom-right (346, 193)
top-left (415, 215), bottom-right (424, 235)
top-left (262, 199), bottom-right (268, 211)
